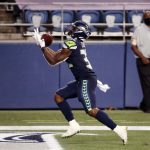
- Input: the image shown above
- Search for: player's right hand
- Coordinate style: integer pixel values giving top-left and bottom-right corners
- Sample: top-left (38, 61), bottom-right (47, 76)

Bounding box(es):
top-left (141, 57), bottom-right (150, 65)
top-left (33, 28), bottom-right (45, 48)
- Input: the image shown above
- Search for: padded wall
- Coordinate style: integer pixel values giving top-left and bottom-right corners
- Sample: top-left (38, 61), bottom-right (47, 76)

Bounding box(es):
top-left (0, 42), bottom-right (143, 109)
top-left (0, 43), bottom-right (59, 109)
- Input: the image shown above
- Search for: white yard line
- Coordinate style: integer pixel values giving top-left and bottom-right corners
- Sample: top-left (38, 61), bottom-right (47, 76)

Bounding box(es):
top-left (0, 126), bottom-right (150, 130)
top-left (0, 132), bottom-right (96, 150)
top-left (42, 134), bottom-right (64, 150)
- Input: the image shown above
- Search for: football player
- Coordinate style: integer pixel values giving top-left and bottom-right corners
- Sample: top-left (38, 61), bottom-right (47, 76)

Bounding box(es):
top-left (33, 21), bottom-right (127, 144)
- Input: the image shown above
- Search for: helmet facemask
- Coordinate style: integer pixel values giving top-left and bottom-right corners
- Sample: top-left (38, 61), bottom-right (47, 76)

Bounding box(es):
top-left (64, 21), bottom-right (91, 40)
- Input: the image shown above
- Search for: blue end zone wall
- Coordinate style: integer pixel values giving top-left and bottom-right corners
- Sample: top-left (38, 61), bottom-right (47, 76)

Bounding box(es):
top-left (0, 43), bottom-right (59, 109)
top-left (0, 42), bottom-right (142, 109)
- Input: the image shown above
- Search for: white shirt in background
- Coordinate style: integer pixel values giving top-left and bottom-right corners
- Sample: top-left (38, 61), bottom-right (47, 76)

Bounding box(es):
top-left (131, 23), bottom-right (150, 58)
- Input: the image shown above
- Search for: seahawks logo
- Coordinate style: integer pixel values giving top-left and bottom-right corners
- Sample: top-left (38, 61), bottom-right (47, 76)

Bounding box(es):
top-left (0, 133), bottom-right (49, 143)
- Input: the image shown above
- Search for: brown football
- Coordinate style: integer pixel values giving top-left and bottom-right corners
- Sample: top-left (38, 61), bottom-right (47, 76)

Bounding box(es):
top-left (41, 33), bottom-right (53, 47)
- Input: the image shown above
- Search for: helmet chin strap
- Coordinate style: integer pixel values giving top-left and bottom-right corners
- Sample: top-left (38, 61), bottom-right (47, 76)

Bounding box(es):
top-left (78, 36), bottom-right (85, 41)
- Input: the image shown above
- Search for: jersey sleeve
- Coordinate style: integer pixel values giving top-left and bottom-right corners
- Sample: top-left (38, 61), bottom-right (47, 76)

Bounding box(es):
top-left (132, 28), bottom-right (138, 39)
top-left (62, 40), bottom-right (77, 50)
top-left (131, 27), bottom-right (139, 46)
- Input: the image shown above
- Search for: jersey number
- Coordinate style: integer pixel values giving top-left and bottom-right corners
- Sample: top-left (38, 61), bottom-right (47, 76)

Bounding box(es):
top-left (80, 49), bottom-right (92, 69)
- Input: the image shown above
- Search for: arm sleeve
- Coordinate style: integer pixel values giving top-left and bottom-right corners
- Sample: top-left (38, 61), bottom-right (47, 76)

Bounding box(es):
top-left (62, 40), bottom-right (77, 50)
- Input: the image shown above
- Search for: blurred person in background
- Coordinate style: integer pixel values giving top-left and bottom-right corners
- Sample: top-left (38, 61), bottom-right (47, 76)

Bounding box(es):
top-left (131, 10), bottom-right (150, 113)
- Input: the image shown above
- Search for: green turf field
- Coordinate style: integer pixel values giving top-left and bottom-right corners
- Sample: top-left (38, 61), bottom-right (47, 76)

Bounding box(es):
top-left (0, 110), bottom-right (150, 150)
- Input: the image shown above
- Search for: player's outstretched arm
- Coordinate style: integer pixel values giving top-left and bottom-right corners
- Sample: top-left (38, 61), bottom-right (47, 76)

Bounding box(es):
top-left (33, 28), bottom-right (71, 66)
top-left (42, 47), bottom-right (71, 65)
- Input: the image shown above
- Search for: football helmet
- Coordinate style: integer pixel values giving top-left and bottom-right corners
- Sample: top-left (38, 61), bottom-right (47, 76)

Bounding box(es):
top-left (65, 20), bottom-right (91, 40)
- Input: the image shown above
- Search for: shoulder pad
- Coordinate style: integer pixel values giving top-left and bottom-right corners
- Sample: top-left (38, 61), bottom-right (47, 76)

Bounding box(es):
top-left (64, 40), bottom-right (77, 49)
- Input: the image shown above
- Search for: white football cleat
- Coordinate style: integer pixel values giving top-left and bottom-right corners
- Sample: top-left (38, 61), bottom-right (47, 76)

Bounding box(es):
top-left (61, 120), bottom-right (81, 138)
top-left (114, 125), bottom-right (128, 145)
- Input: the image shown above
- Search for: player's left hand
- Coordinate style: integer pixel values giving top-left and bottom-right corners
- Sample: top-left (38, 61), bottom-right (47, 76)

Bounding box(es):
top-left (141, 57), bottom-right (150, 65)
top-left (33, 28), bottom-right (45, 48)
top-left (97, 80), bottom-right (110, 93)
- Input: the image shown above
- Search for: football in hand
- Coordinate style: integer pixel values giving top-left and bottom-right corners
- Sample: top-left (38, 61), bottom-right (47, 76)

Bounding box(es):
top-left (41, 33), bottom-right (53, 47)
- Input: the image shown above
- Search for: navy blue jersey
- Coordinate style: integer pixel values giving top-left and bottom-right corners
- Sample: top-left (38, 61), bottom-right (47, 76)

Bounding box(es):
top-left (62, 38), bottom-right (96, 80)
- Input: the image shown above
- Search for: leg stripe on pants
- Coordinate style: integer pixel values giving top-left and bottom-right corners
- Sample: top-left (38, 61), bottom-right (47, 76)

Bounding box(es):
top-left (82, 80), bottom-right (92, 111)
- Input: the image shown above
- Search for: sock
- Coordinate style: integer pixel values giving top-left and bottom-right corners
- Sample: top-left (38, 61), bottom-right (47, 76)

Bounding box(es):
top-left (95, 110), bottom-right (117, 130)
top-left (57, 101), bottom-right (74, 122)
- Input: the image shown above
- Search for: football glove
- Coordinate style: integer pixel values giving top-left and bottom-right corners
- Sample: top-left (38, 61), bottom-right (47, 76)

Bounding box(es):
top-left (97, 80), bottom-right (110, 93)
top-left (33, 28), bottom-right (45, 48)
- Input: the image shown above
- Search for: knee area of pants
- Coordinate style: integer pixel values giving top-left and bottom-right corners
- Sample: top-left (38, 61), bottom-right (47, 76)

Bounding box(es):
top-left (54, 94), bottom-right (64, 103)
